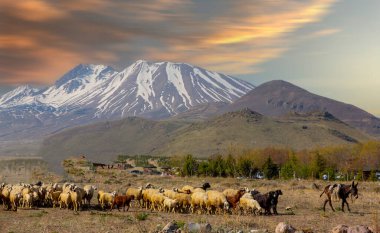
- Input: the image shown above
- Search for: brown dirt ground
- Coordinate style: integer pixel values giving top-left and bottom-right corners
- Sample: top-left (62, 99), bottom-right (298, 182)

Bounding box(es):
top-left (0, 173), bottom-right (379, 233)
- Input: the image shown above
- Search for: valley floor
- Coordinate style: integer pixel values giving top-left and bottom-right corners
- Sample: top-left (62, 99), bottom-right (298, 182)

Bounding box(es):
top-left (0, 176), bottom-right (379, 233)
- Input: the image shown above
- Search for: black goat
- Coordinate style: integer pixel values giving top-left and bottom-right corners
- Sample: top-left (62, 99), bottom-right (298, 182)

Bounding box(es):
top-left (270, 189), bottom-right (283, 215)
top-left (253, 191), bottom-right (276, 215)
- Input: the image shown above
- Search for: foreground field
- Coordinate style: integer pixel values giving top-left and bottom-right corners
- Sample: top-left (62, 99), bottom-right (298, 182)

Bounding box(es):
top-left (0, 175), bottom-right (379, 233)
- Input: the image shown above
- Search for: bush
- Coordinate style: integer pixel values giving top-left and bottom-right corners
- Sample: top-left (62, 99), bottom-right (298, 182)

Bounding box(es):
top-left (135, 212), bottom-right (148, 221)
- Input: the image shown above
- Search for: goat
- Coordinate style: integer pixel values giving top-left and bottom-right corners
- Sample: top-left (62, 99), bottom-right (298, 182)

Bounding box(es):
top-left (270, 189), bottom-right (282, 215)
top-left (253, 191), bottom-right (276, 215)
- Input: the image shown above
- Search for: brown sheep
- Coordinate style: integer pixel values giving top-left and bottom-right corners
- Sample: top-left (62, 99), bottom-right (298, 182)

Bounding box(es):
top-left (111, 195), bottom-right (133, 211)
top-left (223, 188), bottom-right (246, 212)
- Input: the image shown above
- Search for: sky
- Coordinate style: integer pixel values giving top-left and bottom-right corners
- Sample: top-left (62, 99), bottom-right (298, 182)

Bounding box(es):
top-left (0, 0), bottom-right (379, 116)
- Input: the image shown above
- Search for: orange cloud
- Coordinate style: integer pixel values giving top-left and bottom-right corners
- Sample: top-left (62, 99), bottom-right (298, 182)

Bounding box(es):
top-left (0, 35), bottom-right (37, 49)
top-left (0, 0), bottom-right (338, 85)
top-left (1, 0), bottom-right (67, 22)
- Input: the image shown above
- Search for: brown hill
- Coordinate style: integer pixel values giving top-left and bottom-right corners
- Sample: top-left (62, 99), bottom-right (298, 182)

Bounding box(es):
top-left (40, 109), bottom-right (371, 169)
top-left (221, 80), bottom-right (380, 137)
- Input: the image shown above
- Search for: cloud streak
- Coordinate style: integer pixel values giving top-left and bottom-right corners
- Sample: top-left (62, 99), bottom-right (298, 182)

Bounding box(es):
top-left (0, 0), bottom-right (337, 84)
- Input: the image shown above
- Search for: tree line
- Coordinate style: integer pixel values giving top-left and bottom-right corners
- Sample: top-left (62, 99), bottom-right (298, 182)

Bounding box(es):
top-left (176, 141), bottom-right (380, 181)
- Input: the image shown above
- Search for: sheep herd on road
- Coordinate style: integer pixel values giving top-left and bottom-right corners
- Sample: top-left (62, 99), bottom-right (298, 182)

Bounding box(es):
top-left (0, 182), bottom-right (283, 216)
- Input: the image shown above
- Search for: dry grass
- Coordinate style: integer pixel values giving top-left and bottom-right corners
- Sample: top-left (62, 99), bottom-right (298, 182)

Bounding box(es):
top-left (1, 174), bottom-right (379, 233)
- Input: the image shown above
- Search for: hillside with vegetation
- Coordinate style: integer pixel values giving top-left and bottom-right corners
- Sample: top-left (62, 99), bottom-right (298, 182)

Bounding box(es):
top-left (40, 109), bottom-right (372, 169)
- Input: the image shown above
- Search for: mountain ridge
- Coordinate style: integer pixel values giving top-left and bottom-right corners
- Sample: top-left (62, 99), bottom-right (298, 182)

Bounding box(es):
top-left (0, 60), bottom-right (254, 141)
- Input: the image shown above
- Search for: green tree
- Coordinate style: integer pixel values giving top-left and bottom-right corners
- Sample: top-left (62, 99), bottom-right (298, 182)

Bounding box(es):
top-left (356, 169), bottom-right (363, 181)
top-left (310, 152), bottom-right (327, 179)
top-left (225, 154), bottom-right (237, 177)
top-left (197, 161), bottom-right (209, 176)
top-left (208, 155), bottom-right (226, 177)
top-left (237, 157), bottom-right (254, 177)
top-left (369, 170), bottom-right (378, 181)
top-left (182, 154), bottom-right (198, 177)
top-left (281, 155), bottom-right (299, 179)
top-left (262, 157), bottom-right (279, 179)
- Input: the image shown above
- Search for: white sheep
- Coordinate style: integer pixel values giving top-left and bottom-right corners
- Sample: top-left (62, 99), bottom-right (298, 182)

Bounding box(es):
top-left (126, 187), bottom-right (143, 207)
top-left (22, 193), bottom-right (33, 208)
top-left (172, 192), bottom-right (191, 213)
top-left (1, 185), bottom-right (12, 209)
top-left (70, 187), bottom-right (83, 212)
top-left (150, 193), bottom-right (166, 211)
top-left (190, 191), bottom-right (208, 214)
top-left (142, 188), bottom-right (163, 210)
top-left (239, 197), bottom-right (262, 215)
top-left (97, 190), bottom-right (105, 205)
top-left (62, 183), bottom-right (75, 193)
top-left (99, 191), bottom-right (117, 210)
top-left (9, 190), bottom-right (22, 211)
top-left (59, 192), bottom-right (72, 209)
top-left (163, 188), bottom-right (178, 199)
top-left (163, 197), bottom-right (178, 213)
top-left (206, 190), bottom-right (230, 215)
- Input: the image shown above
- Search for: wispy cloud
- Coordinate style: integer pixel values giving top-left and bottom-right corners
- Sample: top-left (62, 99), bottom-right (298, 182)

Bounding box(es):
top-left (0, 0), bottom-right (337, 84)
top-left (307, 28), bottom-right (341, 38)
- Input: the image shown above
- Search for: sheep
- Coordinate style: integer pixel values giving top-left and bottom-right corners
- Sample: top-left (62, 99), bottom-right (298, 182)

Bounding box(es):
top-left (52, 183), bottom-right (63, 192)
top-left (47, 190), bottom-right (62, 208)
top-left (181, 185), bottom-right (195, 193)
top-left (62, 183), bottom-right (75, 193)
top-left (97, 190), bottom-right (105, 205)
top-left (172, 192), bottom-right (191, 213)
top-left (21, 186), bottom-right (32, 196)
top-left (70, 187), bottom-right (83, 212)
top-left (190, 191), bottom-right (208, 214)
top-left (111, 195), bottom-right (133, 211)
top-left (58, 192), bottom-right (72, 209)
top-left (99, 191), bottom-right (117, 210)
top-left (1, 185), bottom-right (12, 210)
top-left (32, 191), bottom-right (40, 207)
top-left (181, 182), bottom-right (211, 193)
top-left (126, 187), bottom-right (143, 207)
top-left (222, 188), bottom-right (246, 212)
top-left (142, 188), bottom-right (163, 210)
top-left (83, 185), bottom-right (97, 207)
top-left (163, 188), bottom-right (178, 199)
top-left (9, 190), bottom-right (22, 211)
top-left (150, 193), bottom-right (166, 211)
top-left (206, 190), bottom-right (230, 215)
top-left (22, 193), bottom-right (33, 208)
top-left (163, 197), bottom-right (178, 213)
top-left (239, 195), bottom-right (262, 215)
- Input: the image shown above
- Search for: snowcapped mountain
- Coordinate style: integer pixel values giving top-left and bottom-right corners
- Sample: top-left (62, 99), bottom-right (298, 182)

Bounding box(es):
top-left (0, 85), bottom-right (39, 107)
top-left (0, 60), bottom-right (254, 140)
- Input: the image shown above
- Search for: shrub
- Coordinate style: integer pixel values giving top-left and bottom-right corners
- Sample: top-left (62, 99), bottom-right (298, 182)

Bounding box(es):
top-left (135, 212), bottom-right (148, 221)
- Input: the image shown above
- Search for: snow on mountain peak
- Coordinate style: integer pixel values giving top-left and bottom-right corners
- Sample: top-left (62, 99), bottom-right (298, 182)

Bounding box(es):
top-left (0, 60), bottom-right (255, 126)
top-left (0, 84), bottom-right (39, 107)
top-left (55, 64), bottom-right (113, 87)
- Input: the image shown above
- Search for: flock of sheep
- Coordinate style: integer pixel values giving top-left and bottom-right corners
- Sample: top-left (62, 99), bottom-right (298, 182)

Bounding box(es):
top-left (0, 182), bottom-right (283, 216)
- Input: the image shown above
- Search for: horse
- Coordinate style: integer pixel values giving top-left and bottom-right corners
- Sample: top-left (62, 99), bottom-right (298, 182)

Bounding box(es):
top-left (320, 181), bottom-right (358, 212)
